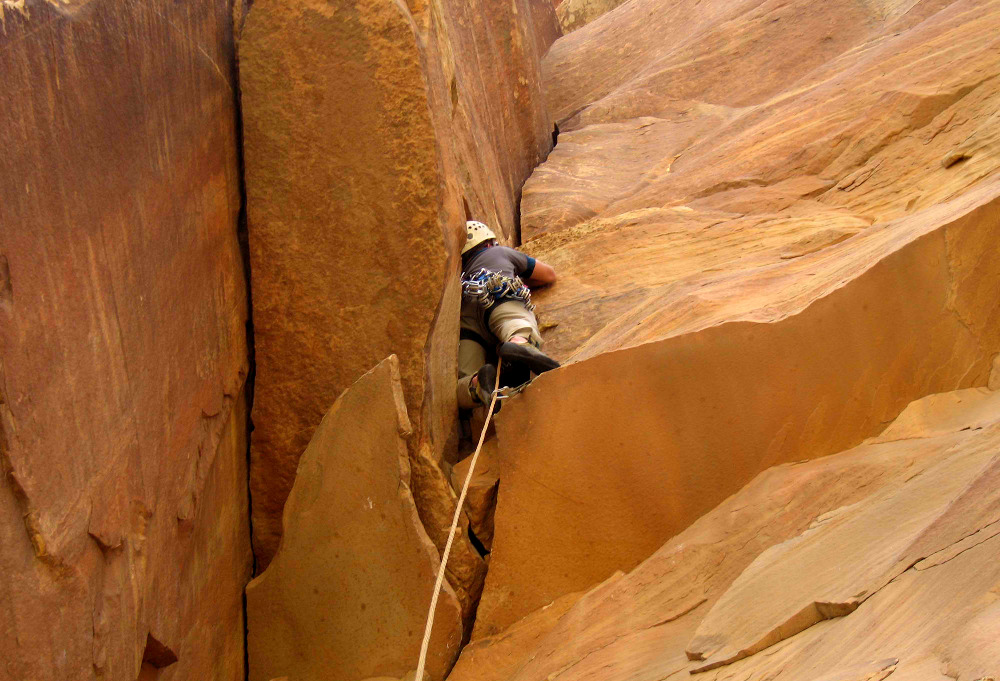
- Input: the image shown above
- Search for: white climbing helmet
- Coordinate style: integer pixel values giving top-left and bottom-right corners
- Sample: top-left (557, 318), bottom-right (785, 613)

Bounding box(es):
top-left (463, 220), bottom-right (497, 255)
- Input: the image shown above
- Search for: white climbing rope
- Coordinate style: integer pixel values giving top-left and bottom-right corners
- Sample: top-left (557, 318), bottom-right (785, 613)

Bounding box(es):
top-left (414, 358), bottom-right (503, 681)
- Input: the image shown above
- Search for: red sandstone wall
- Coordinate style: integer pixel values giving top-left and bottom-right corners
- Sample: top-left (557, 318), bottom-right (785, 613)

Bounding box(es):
top-left (241, 0), bottom-right (560, 570)
top-left (0, 1), bottom-right (251, 679)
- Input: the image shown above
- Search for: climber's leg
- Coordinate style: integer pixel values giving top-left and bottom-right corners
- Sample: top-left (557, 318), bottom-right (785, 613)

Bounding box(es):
top-left (487, 300), bottom-right (543, 347)
top-left (472, 363), bottom-right (498, 407)
top-left (457, 337), bottom-right (489, 409)
top-left (488, 301), bottom-right (560, 374)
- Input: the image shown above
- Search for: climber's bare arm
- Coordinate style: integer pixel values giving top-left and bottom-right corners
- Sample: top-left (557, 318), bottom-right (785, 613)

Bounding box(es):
top-left (526, 260), bottom-right (556, 288)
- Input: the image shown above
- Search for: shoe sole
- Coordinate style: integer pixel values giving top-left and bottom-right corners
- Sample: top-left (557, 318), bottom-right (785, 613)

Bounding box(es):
top-left (498, 342), bottom-right (561, 374)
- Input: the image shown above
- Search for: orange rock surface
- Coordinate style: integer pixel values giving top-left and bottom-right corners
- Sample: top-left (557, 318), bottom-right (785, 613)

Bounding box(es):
top-left (452, 383), bottom-right (1000, 679)
top-left (6, 0), bottom-right (1000, 677)
top-left (0, 1), bottom-right (250, 679)
top-left (526, 0), bottom-right (1000, 362)
top-left (477, 182), bottom-right (1000, 637)
top-left (451, 435), bottom-right (500, 551)
top-left (246, 357), bottom-right (462, 681)
top-left (473, 0), bottom-right (1000, 647)
top-left (240, 0), bottom-right (559, 574)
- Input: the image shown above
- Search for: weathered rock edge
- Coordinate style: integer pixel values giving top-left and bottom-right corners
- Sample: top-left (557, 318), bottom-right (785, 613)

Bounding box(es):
top-left (450, 383), bottom-right (1000, 680)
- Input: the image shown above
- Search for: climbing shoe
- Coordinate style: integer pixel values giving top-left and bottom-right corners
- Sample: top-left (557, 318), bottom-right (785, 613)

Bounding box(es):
top-left (498, 342), bottom-right (560, 374)
top-left (473, 363), bottom-right (500, 412)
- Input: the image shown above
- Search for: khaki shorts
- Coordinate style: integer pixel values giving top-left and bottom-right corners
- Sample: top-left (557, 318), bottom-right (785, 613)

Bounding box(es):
top-left (460, 300), bottom-right (541, 355)
top-left (456, 300), bottom-right (543, 409)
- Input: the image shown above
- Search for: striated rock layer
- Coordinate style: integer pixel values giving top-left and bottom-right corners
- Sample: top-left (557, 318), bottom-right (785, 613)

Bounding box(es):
top-left (240, 0), bottom-right (559, 583)
top-left (0, 1), bottom-right (250, 679)
top-left (526, 0), bottom-right (1000, 361)
top-left (247, 357), bottom-right (462, 681)
top-left (452, 382), bottom-right (1000, 680)
top-left (475, 0), bottom-right (1000, 640)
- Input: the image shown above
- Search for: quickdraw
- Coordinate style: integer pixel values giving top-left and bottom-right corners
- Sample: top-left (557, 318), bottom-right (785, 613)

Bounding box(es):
top-left (461, 268), bottom-right (535, 312)
top-left (496, 381), bottom-right (530, 399)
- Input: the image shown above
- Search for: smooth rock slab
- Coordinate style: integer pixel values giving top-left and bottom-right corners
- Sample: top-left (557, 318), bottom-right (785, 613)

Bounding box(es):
top-left (451, 383), bottom-right (1000, 681)
top-left (246, 357), bottom-right (462, 681)
top-left (686, 413), bottom-right (998, 669)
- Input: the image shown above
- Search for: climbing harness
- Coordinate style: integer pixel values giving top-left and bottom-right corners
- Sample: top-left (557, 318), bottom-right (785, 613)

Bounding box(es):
top-left (414, 359), bottom-right (504, 681)
top-left (461, 268), bottom-right (535, 313)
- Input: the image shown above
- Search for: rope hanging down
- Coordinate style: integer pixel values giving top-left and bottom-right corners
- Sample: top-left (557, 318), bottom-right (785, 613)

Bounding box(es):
top-left (414, 358), bottom-right (503, 680)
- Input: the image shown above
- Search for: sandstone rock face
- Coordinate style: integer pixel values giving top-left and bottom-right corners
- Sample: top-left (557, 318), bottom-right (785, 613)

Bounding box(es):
top-left (246, 357), bottom-right (462, 681)
top-left (240, 0), bottom-right (558, 571)
top-left (0, 1), bottom-right (250, 679)
top-left (476, 184), bottom-right (1000, 636)
top-left (447, 576), bottom-right (616, 681)
top-left (457, 0), bottom-right (1000, 642)
top-left (451, 385), bottom-right (1000, 680)
top-left (240, 0), bottom-right (456, 571)
top-left (410, 440), bottom-right (488, 625)
top-left (686, 390), bottom-right (1000, 670)
top-left (525, 0), bottom-right (1000, 362)
top-left (424, 0), bottom-right (562, 241)
top-left (471, 0), bottom-right (1000, 636)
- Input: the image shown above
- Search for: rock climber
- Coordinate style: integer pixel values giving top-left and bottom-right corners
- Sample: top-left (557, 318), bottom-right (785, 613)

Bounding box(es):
top-left (456, 220), bottom-right (560, 411)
